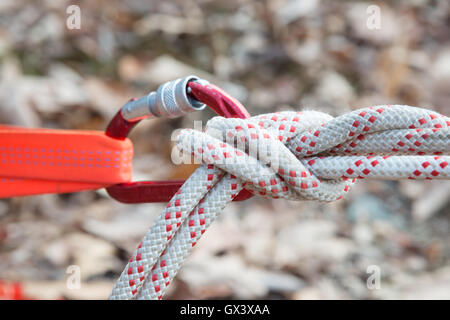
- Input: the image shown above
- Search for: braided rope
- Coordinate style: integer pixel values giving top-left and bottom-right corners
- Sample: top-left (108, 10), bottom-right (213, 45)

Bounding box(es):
top-left (110, 105), bottom-right (449, 300)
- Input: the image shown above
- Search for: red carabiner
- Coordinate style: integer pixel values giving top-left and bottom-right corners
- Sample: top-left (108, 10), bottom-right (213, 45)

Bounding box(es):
top-left (105, 80), bottom-right (254, 204)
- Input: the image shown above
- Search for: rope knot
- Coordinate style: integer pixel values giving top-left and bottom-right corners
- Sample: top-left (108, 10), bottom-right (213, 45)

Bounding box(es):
top-left (177, 110), bottom-right (353, 201)
top-left (177, 105), bottom-right (449, 202)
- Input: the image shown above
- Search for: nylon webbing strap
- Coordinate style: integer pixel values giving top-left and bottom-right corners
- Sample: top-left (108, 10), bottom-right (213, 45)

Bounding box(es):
top-left (0, 125), bottom-right (133, 197)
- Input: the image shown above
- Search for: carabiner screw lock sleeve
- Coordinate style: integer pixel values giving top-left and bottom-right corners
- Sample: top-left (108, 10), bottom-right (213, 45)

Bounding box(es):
top-left (121, 75), bottom-right (208, 121)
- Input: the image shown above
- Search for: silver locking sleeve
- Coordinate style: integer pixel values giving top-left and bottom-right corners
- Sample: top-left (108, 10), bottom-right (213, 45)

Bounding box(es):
top-left (120, 75), bottom-right (208, 121)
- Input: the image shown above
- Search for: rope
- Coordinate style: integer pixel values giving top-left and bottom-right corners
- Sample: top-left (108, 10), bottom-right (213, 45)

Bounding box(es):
top-left (110, 105), bottom-right (449, 300)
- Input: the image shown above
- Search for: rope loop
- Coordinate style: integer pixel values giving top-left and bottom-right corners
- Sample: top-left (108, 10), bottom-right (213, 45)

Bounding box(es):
top-left (110, 104), bottom-right (449, 300)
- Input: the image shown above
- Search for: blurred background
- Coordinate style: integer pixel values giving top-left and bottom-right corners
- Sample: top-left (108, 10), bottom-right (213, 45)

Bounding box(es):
top-left (0, 0), bottom-right (449, 299)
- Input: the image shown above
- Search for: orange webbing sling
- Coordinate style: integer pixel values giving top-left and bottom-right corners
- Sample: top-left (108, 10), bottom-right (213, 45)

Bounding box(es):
top-left (0, 125), bottom-right (133, 197)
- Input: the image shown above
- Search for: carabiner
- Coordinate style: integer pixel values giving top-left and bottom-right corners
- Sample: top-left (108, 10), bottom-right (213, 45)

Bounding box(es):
top-left (105, 75), bottom-right (253, 203)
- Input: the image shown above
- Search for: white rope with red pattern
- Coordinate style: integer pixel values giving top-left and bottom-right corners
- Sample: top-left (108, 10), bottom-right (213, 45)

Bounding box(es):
top-left (110, 105), bottom-right (449, 300)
